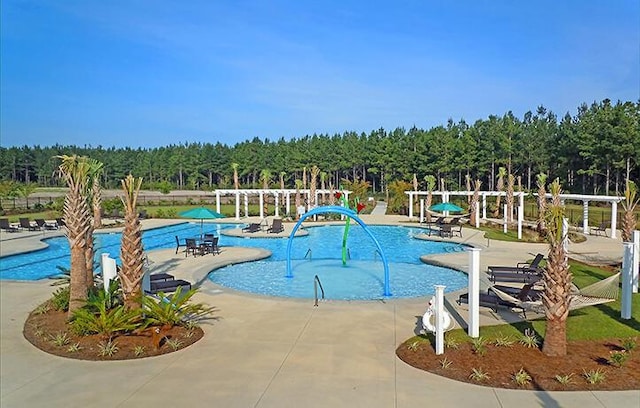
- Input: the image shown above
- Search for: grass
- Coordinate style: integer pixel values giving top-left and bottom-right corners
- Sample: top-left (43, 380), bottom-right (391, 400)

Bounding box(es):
top-left (442, 260), bottom-right (640, 343)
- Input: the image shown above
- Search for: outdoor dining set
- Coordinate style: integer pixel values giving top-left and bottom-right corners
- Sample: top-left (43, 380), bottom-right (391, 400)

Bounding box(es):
top-left (175, 234), bottom-right (221, 257)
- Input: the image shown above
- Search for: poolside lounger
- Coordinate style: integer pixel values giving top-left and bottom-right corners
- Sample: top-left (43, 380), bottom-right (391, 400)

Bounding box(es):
top-left (35, 219), bottom-right (58, 230)
top-left (267, 219), bottom-right (284, 233)
top-left (19, 218), bottom-right (40, 231)
top-left (149, 273), bottom-right (175, 282)
top-left (489, 270), bottom-right (543, 284)
top-left (149, 278), bottom-right (191, 294)
top-left (242, 223), bottom-right (261, 233)
top-left (0, 218), bottom-right (20, 232)
top-left (487, 253), bottom-right (544, 275)
top-left (457, 285), bottom-right (532, 316)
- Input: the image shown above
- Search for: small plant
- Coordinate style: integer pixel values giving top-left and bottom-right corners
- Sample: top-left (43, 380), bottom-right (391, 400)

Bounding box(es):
top-left (583, 369), bottom-right (606, 384)
top-left (621, 337), bottom-right (637, 353)
top-left (165, 338), bottom-right (183, 351)
top-left (134, 346), bottom-right (146, 357)
top-left (50, 286), bottom-right (70, 311)
top-left (98, 340), bottom-right (119, 357)
top-left (444, 336), bottom-right (459, 349)
top-left (34, 329), bottom-right (46, 338)
top-left (470, 336), bottom-right (488, 356)
top-left (67, 343), bottom-right (82, 353)
top-left (555, 373), bottom-right (574, 386)
top-left (494, 334), bottom-right (514, 347)
top-left (34, 303), bottom-right (51, 315)
top-left (513, 368), bottom-right (532, 386)
top-left (469, 368), bottom-right (490, 382)
top-left (519, 329), bottom-right (540, 348)
top-left (49, 332), bottom-right (70, 347)
top-left (439, 357), bottom-right (452, 369)
top-left (182, 329), bottom-right (195, 339)
top-left (608, 350), bottom-right (629, 367)
top-left (184, 320), bottom-right (199, 330)
top-left (407, 340), bottom-right (421, 351)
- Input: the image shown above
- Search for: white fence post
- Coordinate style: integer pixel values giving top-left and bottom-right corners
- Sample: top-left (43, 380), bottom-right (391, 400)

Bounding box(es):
top-left (468, 248), bottom-right (481, 338)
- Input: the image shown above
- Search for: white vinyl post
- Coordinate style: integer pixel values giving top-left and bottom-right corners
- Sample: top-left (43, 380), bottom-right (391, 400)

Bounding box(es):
top-left (243, 193), bottom-right (249, 217)
top-left (408, 193), bottom-right (414, 219)
top-left (286, 193), bottom-right (291, 216)
top-left (419, 198), bottom-right (424, 223)
top-left (475, 205), bottom-right (480, 228)
top-left (274, 194), bottom-right (279, 217)
top-left (503, 204), bottom-right (508, 234)
top-left (468, 248), bottom-right (481, 338)
top-left (611, 201), bottom-right (618, 239)
top-left (482, 194), bottom-right (487, 219)
top-left (215, 191), bottom-right (221, 214)
top-left (633, 231), bottom-right (639, 293)
top-left (100, 253), bottom-right (117, 293)
top-left (434, 285), bottom-right (446, 355)
top-left (259, 193), bottom-right (264, 219)
top-left (235, 191), bottom-right (240, 220)
top-left (517, 206), bottom-right (523, 240)
top-left (582, 201), bottom-right (589, 234)
top-left (621, 242), bottom-right (634, 319)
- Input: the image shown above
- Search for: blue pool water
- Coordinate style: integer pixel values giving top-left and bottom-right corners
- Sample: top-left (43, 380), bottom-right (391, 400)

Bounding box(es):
top-left (211, 225), bottom-right (468, 300)
top-left (1, 223), bottom-right (468, 300)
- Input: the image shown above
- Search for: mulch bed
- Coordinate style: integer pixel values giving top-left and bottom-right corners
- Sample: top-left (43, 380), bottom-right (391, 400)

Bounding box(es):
top-left (397, 337), bottom-right (640, 391)
top-left (24, 308), bottom-right (203, 361)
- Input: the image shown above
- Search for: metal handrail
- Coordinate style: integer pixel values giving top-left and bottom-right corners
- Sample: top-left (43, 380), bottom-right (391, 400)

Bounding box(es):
top-left (314, 274), bottom-right (325, 306)
top-left (304, 248), bottom-right (312, 260)
top-left (347, 248), bottom-right (351, 259)
top-left (373, 249), bottom-right (381, 261)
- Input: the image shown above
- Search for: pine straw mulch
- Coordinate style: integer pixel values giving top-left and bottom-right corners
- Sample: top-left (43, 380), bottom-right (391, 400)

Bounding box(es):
top-left (23, 307), bottom-right (203, 361)
top-left (397, 336), bottom-right (640, 391)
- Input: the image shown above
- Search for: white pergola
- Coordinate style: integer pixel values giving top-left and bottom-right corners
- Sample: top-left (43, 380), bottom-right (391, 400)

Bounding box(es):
top-left (406, 191), bottom-right (624, 239)
top-left (215, 189), bottom-right (349, 220)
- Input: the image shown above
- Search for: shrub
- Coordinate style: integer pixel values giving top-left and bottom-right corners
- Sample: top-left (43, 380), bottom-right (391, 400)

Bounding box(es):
top-left (98, 340), bottom-right (119, 357)
top-left (470, 336), bottom-right (488, 356)
top-left (583, 369), bottom-right (606, 384)
top-left (621, 337), bottom-right (637, 353)
top-left (49, 332), bottom-right (70, 347)
top-left (71, 284), bottom-right (139, 339)
top-left (608, 350), bottom-right (629, 367)
top-left (141, 287), bottom-right (215, 328)
top-left (555, 373), bottom-right (574, 386)
top-left (519, 329), bottom-right (540, 348)
top-left (469, 368), bottom-right (490, 382)
top-left (513, 368), bottom-right (532, 386)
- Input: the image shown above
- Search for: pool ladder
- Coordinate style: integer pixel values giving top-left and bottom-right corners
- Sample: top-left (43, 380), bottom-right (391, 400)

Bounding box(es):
top-left (313, 274), bottom-right (325, 307)
top-left (304, 248), bottom-right (312, 260)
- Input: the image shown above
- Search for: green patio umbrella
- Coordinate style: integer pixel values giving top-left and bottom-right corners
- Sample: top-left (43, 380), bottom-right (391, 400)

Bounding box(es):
top-left (179, 207), bottom-right (225, 236)
top-left (429, 202), bottom-right (463, 213)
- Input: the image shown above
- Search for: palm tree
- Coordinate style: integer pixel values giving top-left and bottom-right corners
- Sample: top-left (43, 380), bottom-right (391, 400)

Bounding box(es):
top-left (470, 179), bottom-right (482, 226)
top-left (621, 180), bottom-right (639, 242)
top-left (118, 174), bottom-right (145, 310)
top-left (310, 166), bottom-right (320, 208)
top-left (92, 173), bottom-right (103, 229)
top-left (84, 159), bottom-right (103, 287)
top-left (423, 175), bottom-right (436, 223)
top-left (232, 163), bottom-right (239, 190)
top-left (536, 173), bottom-right (548, 235)
top-left (542, 178), bottom-right (572, 357)
top-left (493, 167), bottom-right (506, 218)
top-left (259, 169), bottom-right (272, 216)
top-left (56, 155), bottom-right (95, 316)
top-left (506, 173), bottom-right (515, 223)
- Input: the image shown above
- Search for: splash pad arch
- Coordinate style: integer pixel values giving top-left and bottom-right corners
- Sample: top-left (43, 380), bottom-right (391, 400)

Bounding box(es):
top-left (285, 205), bottom-right (391, 297)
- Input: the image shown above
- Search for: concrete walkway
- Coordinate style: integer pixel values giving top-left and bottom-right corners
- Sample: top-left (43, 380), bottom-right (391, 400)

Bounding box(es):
top-left (1, 218), bottom-right (638, 407)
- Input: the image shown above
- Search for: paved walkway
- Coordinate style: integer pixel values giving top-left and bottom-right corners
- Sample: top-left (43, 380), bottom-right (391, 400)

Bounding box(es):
top-left (1, 218), bottom-right (638, 407)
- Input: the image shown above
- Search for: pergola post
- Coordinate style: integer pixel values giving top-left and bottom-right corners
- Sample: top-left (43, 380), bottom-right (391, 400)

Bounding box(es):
top-left (611, 201), bottom-right (618, 239)
top-left (286, 193), bottom-right (291, 216)
top-left (582, 200), bottom-right (589, 234)
top-left (235, 191), bottom-right (240, 220)
top-left (482, 194), bottom-right (487, 219)
top-left (468, 248), bottom-right (481, 338)
top-left (419, 199), bottom-right (424, 223)
top-left (274, 193), bottom-right (279, 217)
top-left (259, 192), bottom-right (264, 219)
top-left (633, 231), bottom-right (639, 293)
top-left (215, 191), bottom-right (221, 214)
top-left (243, 193), bottom-right (248, 218)
top-left (621, 242), bottom-right (634, 319)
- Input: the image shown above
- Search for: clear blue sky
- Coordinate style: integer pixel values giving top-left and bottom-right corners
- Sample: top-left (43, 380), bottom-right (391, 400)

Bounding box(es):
top-left (2, 1), bottom-right (638, 148)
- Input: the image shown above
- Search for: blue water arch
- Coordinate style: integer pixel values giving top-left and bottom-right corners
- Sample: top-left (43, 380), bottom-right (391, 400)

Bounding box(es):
top-left (285, 205), bottom-right (391, 297)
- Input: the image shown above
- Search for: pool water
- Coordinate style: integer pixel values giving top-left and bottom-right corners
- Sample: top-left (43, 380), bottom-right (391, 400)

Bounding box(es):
top-left (211, 225), bottom-right (468, 300)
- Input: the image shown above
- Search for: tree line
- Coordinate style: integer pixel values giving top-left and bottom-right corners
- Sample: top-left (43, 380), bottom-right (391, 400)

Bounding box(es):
top-left (1, 98), bottom-right (638, 195)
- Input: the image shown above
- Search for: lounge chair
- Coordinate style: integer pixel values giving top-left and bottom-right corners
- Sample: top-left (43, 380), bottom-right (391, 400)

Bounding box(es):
top-left (35, 219), bottom-right (58, 230)
top-left (0, 218), bottom-right (20, 232)
top-left (148, 278), bottom-right (192, 294)
top-left (590, 221), bottom-right (608, 237)
top-left (242, 223), bottom-right (261, 233)
top-left (488, 253), bottom-right (544, 274)
top-left (19, 218), bottom-right (40, 231)
top-left (56, 218), bottom-right (66, 228)
top-left (458, 284), bottom-right (535, 317)
top-left (267, 218), bottom-right (284, 233)
top-left (489, 269), bottom-right (543, 284)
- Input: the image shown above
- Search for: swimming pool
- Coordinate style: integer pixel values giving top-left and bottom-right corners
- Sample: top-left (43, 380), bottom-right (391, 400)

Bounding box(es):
top-left (0, 223), bottom-right (228, 280)
top-left (211, 225), bottom-right (468, 300)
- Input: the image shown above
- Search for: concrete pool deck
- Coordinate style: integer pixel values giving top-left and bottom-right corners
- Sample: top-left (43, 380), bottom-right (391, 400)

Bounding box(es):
top-left (1, 216), bottom-right (638, 407)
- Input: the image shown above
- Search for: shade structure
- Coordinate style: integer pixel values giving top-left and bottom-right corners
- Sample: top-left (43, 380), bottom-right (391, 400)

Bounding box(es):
top-left (179, 207), bottom-right (225, 235)
top-left (430, 202), bottom-right (463, 213)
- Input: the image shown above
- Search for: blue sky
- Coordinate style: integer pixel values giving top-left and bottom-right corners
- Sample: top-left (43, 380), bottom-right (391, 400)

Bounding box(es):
top-left (1, 1), bottom-right (638, 148)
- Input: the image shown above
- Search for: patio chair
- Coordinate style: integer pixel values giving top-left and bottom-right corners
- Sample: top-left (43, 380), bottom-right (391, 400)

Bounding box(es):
top-left (185, 238), bottom-right (205, 257)
top-left (35, 219), bottom-right (58, 230)
top-left (427, 217), bottom-right (446, 236)
top-left (202, 234), bottom-right (220, 254)
top-left (242, 223), bottom-right (261, 233)
top-left (175, 235), bottom-right (186, 254)
top-left (19, 218), bottom-right (40, 231)
top-left (267, 218), bottom-right (284, 233)
top-left (0, 218), bottom-right (20, 233)
top-left (590, 221), bottom-right (608, 237)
